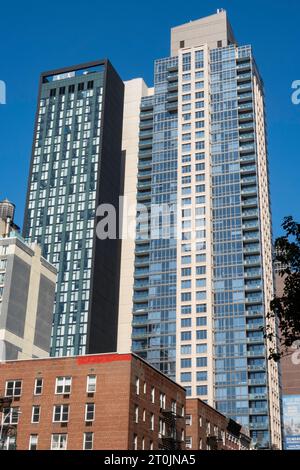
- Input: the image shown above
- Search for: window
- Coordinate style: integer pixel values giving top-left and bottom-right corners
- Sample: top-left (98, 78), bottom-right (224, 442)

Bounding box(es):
top-left (133, 434), bottom-right (138, 450)
top-left (34, 378), bottom-right (43, 395)
top-left (2, 407), bottom-right (20, 425)
top-left (185, 415), bottom-right (192, 426)
top-left (159, 418), bottom-right (166, 436)
top-left (51, 434), bottom-right (68, 450)
top-left (186, 437), bottom-right (192, 449)
top-left (196, 357), bottom-right (208, 368)
top-left (5, 380), bottom-right (22, 397)
top-left (143, 409), bottom-right (146, 422)
top-left (181, 358), bottom-right (191, 368)
top-left (31, 405), bottom-right (40, 423)
top-left (181, 372), bottom-right (191, 382)
top-left (150, 413), bottom-right (154, 431)
top-left (181, 331), bottom-right (192, 341)
top-left (159, 393), bottom-right (166, 410)
top-left (180, 40), bottom-right (185, 48)
top-left (135, 405), bottom-right (139, 423)
top-left (55, 377), bottom-right (72, 395)
top-left (85, 403), bottom-right (95, 422)
top-left (196, 317), bottom-right (207, 327)
top-left (53, 405), bottom-right (69, 423)
top-left (135, 377), bottom-right (140, 395)
top-left (29, 435), bottom-right (38, 450)
top-left (197, 371), bottom-right (208, 382)
top-left (143, 382), bottom-right (147, 394)
top-left (196, 330), bottom-right (207, 340)
top-left (83, 432), bottom-right (94, 450)
top-left (86, 375), bottom-right (97, 393)
top-left (151, 387), bottom-right (155, 404)
top-left (217, 40), bottom-right (222, 48)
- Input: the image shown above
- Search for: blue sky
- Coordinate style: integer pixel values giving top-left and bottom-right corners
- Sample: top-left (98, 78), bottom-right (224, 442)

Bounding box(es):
top-left (0, 0), bottom-right (299, 237)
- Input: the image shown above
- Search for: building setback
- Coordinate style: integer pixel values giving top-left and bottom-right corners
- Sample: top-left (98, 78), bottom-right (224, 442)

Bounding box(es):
top-left (0, 200), bottom-right (56, 361)
top-left (118, 10), bottom-right (282, 449)
top-left (0, 353), bottom-right (185, 450)
top-left (23, 61), bottom-right (124, 357)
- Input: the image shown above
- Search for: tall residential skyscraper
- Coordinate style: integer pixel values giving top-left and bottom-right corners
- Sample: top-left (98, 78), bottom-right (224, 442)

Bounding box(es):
top-left (118, 10), bottom-right (282, 449)
top-left (24, 60), bottom-right (124, 357)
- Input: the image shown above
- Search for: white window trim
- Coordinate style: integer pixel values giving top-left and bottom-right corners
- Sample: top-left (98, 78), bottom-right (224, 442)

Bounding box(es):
top-left (29, 435), bottom-right (38, 450)
top-left (31, 405), bottom-right (40, 424)
top-left (55, 376), bottom-right (72, 395)
top-left (86, 375), bottom-right (97, 393)
top-left (51, 434), bottom-right (68, 450)
top-left (52, 405), bottom-right (69, 423)
top-left (85, 403), bottom-right (95, 422)
top-left (83, 432), bottom-right (94, 450)
top-left (34, 378), bottom-right (43, 396)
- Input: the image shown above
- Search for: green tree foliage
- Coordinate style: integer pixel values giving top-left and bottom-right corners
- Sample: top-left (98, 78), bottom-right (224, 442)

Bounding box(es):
top-left (266, 217), bottom-right (300, 361)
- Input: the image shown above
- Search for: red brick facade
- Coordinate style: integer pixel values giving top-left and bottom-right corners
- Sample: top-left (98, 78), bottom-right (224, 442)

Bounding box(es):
top-left (0, 353), bottom-right (185, 450)
top-left (185, 399), bottom-right (251, 450)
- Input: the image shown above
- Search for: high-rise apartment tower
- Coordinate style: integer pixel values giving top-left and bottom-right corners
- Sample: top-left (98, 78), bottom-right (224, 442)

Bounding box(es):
top-left (24, 60), bottom-right (124, 357)
top-left (118, 11), bottom-right (282, 449)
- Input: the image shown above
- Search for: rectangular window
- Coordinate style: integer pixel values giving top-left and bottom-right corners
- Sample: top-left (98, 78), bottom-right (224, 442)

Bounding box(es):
top-left (29, 435), bottom-right (38, 450)
top-left (55, 377), bottom-right (72, 395)
top-left (2, 407), bottom-right (20, 425)
top-left (83, 432), bottom-right (94, 450)
top-left (197, 386), bottom-right (208, 396)
top-left (51, 434), bottom-right (68, 450)
top-left (31, 405), bottom-right (41, 423)
top-left (5, 380), bottom-right (22, 397)
top-left (151, 387), bottom-right (155, 404)
top-left (181, 331), bottom-right (192, 341)
top-left (53, 405), bottom-right (69, 423)
top-left (181, 358), bottom-right (192, 368)
top-left (86, 375), bottom-right (97, 393)
top-left (34, 378), bottom-right (43, 395)
top-left (181, 372), bottom-right (191, 382)
top-left (196, 357), bottom-right (208, 368)
top-left (85, 403), bottom-right (95, 422)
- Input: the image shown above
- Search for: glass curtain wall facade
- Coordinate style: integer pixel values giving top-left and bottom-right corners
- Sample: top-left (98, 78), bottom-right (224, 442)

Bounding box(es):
top-left (23, 61), bottom-right (124, 357)
top-left (132, 57), bottom-right (178, 380)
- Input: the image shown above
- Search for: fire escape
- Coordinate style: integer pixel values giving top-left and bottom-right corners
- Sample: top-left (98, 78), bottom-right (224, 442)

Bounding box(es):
top-left (0, 395), bottom-right (15, 450)
top-left (158, 409), bottom-right (184, 450)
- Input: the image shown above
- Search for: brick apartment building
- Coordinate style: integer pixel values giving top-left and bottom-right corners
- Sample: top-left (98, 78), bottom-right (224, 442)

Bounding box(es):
top-left (0, 352), bottom-right (252, 451)
top-left (185, 399), bottom-right (251, 450)
top-left (0, 353), bottom-right (186, 450)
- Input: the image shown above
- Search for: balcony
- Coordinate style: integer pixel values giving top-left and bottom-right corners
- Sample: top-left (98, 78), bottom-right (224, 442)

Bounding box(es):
top-left (237, 82), bottom-right (252, 92)
top-left (138, 160), bottom-right (152, 170)
top-left (246, 309), bottom-right (264, 318)
top-left (134, 267), bottom-right (149, 278)
top-left (244, 245), bottom-right (260, 256)
top-left (249, 423), bottom-right (269, 430)
top-left (249, 408), bottom-right (268, 415)
top-left (246, 323), bottom-right (264, 331)
top-left (241, 198), bottom-right (258, 208)
top-left (238, 102), bottom-right (253, 112)
top-left (243, 220), bottom-right (259, 231)
top-left (167, 82), bottom-right (178, 92)
top-left (166, 101), bottom-right (177, 112)
top-left (140, 111), bottom-right (154, 120)
top-left (167, 72), bottom-right (178, 82)
top-left (133, 292), bottom-right (149, 302)
top-left (247, 336), bottom-right (264, 344)
top-left (238, 112), bottom-right (254, 122)
top-left (138, 169), bottom-right (152, 179)
top-left (240, 164), bottom-right (256, 174)
top-left (240, 143), bottom-right (256, 154)
top-left (140, 119), bottom-right (153, 130)
top-left (239, 133), bottom-right (255, 142)
top-left (241, 186), bottom-right (257, 196)
top-left (237, 72), bottom-right (252, 82)
top-left (242, 209), bottom-right (258, 218)
top-left (139, 129), bottom-right (153, 139)
top-left (167, 92), bottom-right (178, 102)
top-left (137, 180), bottom-right (151, 190)
top-left (239, 122), bottom-right (254, 132)
top-left (248, 378), bottom-right (267, 386)
top-left (236, 62), bottom-right (251, 72)
top-left (139, 139), bottom-right (153, 150)
top-left (241, 177), bottom-right (257, 186)
top-left (247, 351), bottom-right (265, 358)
